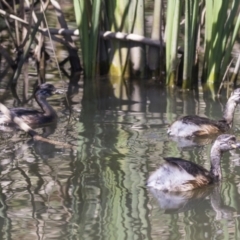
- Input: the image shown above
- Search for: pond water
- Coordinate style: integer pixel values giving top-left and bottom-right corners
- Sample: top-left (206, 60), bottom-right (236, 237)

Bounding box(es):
top-left (1, 78), bottom-right (240, 240)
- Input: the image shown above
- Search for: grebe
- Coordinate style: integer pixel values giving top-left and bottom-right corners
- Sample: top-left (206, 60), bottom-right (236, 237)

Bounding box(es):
top-left (147, 134), bottom-right (240, 192)
top-left (167, 88), bottom-right (240, 137)
top-left (0, 83), bottom-right (57, 127)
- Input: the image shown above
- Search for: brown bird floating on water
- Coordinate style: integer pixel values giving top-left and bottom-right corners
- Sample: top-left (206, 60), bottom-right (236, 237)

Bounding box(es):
top-left (167, 88), bottom-right (240, 137)
top-left (147, 134), bottom-right (240, 192)
top-left (0, 83), bottom-right (58, 127)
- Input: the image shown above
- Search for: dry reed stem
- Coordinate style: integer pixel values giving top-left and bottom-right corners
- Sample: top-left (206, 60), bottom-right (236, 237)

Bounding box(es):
top-left (0, 9), bottom-right (180, 50)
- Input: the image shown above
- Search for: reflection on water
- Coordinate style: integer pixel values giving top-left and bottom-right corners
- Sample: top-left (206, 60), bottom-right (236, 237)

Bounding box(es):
top-left (169, 135), bottom-right (215, 150)
top-left (148, 183), bottom-right (236, 219)
top-left (1, 78), bottom-right (240, 239)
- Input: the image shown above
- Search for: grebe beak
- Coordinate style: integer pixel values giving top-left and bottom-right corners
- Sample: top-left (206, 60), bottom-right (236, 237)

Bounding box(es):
top-left (53, 89), bottom-right (65, 95)
top-left (167, 128), bottom-right (171, 135)
top-left (232, 143), bottom-right (240, 148)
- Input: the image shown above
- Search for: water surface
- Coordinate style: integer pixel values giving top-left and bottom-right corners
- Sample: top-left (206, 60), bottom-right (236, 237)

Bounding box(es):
top-left (1, 79), bottom-right (240, 240)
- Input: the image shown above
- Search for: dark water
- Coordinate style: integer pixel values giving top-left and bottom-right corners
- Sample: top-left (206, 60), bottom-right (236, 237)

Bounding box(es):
top-left (1, 78), bottom-right (240, 239)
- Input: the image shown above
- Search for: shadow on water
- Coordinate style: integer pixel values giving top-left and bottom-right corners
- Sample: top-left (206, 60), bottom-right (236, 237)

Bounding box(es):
top-left (1, 78), bottom-right (240, 239)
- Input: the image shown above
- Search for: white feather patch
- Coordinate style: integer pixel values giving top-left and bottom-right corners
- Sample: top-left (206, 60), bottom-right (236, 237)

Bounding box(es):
top-left (167, 121), bottom-right (203, 137)
top-left (147, 163), bottom-right (196, 192)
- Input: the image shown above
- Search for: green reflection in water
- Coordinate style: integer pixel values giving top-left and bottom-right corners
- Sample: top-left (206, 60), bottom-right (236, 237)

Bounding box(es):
top-left (1, 77), bottom-right (240, 239)
top-left (70, 79), bottom-right (240, 240)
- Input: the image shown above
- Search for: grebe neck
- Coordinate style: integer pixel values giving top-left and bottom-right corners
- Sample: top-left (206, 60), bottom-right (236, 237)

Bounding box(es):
top-left (223, 99), bottom-right (237, 127)
top-left (36, 95), bottom-right (57, 117)
top-left (210, 143), bottom-right (222, 181)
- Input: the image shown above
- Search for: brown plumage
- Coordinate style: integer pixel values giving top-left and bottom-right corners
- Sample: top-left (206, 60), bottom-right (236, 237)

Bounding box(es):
top-left (0, 83), bottom-right (58, 127)
top-left (167, 88), bottom-right (240, 137)
top-left (147, 134), bottom-right (240, 192)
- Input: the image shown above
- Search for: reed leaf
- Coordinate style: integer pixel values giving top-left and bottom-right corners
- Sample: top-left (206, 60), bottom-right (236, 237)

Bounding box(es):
top-left (90, 0), bottom-right (101, 76)
top-left (165, 0), bottom-right (182, 86)
top-left (182, 0), bottom-right (200, 89)
top-left (74, 0), bottom-right (101, 78)
top-left (165, 0), bottom-right (174, 77)
top-left (108, 0), bottom-right (130, 77)
top-left (203, 0), bottom-right (240, 87)
top-left (73, 0), bottom-right (89, 76)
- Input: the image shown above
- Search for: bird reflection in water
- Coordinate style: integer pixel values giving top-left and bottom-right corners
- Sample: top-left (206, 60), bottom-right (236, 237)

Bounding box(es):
top-left (27, 123), bottom-right (58, 160)
top-left (148, 184), bottom-right (235, 220)
top-left (1, 123), bottom-right (58, 161)
top-left (169, 135), bottom-right (215, 150)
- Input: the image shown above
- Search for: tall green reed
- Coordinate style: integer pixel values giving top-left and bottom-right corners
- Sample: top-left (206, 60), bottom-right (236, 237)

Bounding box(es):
top-left (182, 0), bottom-right (200, 89)
top-left (164, 0), bottom-right (240, 90)
top-left (73, 0), bottom-right (101, 78)
top-left (165, 0), bottom-right (182, 87)
top-left (203, 0), bottom-right (240, 88)
top-left (107, 0), bottom-right (130, 77)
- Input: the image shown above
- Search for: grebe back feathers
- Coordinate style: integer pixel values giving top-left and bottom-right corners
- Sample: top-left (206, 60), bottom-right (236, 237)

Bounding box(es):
top-left (147, 134), bottom-right (240, 192)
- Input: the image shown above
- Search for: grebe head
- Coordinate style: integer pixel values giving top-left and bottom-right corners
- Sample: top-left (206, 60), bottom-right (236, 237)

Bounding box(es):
top-left (210, 134), bottom-right (240, 181)
top-left (212, 134), bottom-right (240, 152)
top-left (229, 88), bottom-right (240, 103)
top-left (35, 83), bottom-right (56, 98)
